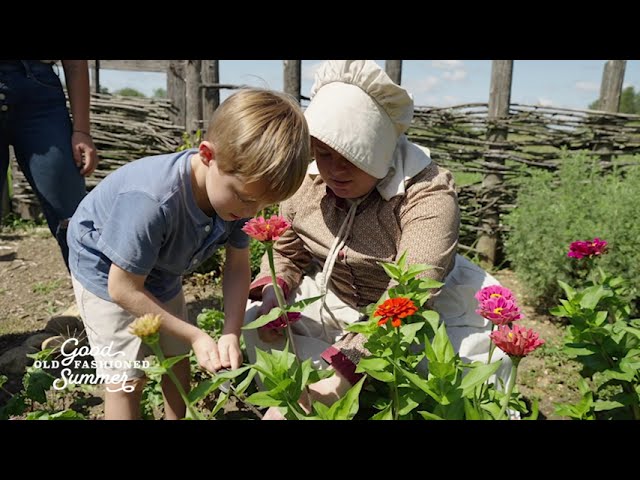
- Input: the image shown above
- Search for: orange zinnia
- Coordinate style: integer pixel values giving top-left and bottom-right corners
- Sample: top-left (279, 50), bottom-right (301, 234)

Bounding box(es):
top-left (374, 297), bottom-right (418, 328)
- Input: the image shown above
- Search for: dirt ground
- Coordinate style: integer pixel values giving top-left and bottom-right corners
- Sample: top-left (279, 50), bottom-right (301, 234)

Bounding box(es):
top-left (0, 226), bottom-right (582, 419)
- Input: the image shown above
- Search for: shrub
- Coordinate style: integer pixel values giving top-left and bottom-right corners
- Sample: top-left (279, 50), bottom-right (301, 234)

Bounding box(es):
top-left (503, 152), bottom-right (640, 312)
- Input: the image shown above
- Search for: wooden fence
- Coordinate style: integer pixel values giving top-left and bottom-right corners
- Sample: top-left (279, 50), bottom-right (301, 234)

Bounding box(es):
top-left (4, 60), bottom-right (640, 266)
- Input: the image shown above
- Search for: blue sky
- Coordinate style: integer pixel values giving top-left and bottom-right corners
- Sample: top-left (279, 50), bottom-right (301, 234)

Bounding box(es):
top-left (93, 60), bottom-right (640, 110)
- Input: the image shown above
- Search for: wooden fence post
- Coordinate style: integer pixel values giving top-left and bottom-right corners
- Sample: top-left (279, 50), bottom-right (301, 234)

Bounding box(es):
top-left (594, 60), bottom-right (627, 163)
top-left (1, 173), bottom-right (9, 222)
top-left (185, 60), bottom-right (203, 134)
top-left (476, 60), bottom-right (513, 269)
top-left (283, 60), bottom-right (301, 102)
top-left (385, 60), bottom-right (403, 85)
top-left (91, 59), bottom-right (101, 94)
top-left (167, 60), bottom-right (186, 129)
top-left (201, 60), bottom-right (220, 126)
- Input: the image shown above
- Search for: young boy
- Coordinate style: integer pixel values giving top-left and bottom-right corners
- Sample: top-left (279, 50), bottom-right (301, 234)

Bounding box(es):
top-left (67, 88), bottom-right (310, 420)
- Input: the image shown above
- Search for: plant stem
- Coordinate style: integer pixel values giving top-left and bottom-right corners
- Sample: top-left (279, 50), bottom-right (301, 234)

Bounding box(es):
top-left (498, 357), bottom-right (520, 419)
top-left (267, 246), bottom-right (302, 363)
top-left (392, 326), bottom-right (400, 420)
top-left (149, 343), bottom-right (199, 420)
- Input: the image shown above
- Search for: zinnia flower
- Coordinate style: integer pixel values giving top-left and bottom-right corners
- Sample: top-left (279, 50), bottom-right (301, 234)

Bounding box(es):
top-left (474, 285), bottom-right (515, 303)
top-left (567, 238), bottom-right (607, 259)
top-left (265, 311), bottom-right (302, 329)
top-left (129, 313), bottom-right (162, 343)
top-left (374, 297), bottom-right (418, 328)
top-left (476, 296), bottom-right (523, 325)
top-left (242, 215), bottom-right (291, 242)
top-left (489, 323), bottom-right (544, 358)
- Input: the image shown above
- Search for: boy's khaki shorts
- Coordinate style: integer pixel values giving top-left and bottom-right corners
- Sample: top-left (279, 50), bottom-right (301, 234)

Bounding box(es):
top-left (71, 275), bottom-right (194, 380)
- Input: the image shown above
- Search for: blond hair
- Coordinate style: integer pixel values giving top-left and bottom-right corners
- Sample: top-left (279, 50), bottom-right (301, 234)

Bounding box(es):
top-left (206, 88), bottom-right (310, 202)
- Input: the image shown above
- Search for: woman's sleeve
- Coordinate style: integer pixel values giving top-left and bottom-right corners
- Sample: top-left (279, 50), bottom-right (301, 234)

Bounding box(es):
top-left (321, 332), bottom-right (370, 385)
top-left (248, 195), bottom-right (314, 300)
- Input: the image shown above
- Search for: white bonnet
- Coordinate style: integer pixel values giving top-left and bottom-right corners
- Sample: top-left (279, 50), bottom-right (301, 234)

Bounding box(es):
top-left (304, 60), bottom-right (414, 179)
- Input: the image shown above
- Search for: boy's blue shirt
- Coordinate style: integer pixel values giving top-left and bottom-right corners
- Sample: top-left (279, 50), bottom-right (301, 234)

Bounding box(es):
top-left (67, 148), bottom-right (250, 303)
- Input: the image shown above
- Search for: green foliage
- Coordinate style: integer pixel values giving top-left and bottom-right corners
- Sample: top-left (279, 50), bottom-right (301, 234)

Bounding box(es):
top-left (589, 86), bottom-right (640, 114)
top-left (551, 261), bottom-right (640, 419)
top-left (114, 87), bottom-right (146, 97)
top-left (176, 129), bottom-right (203, 152)
top-left (153, 88), bottom-right (167, 98)
top-left (503, 152), bottom-right (640, 310)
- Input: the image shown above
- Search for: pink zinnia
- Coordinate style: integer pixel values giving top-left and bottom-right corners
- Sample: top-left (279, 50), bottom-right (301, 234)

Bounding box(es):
top-left (265, 311), bottom-right (302, 329)
top-left (567, 238), bottom-right (607, 259)
top-left (476, 295), bottom-right (523, 325)
top-left (490, 324), bottom-right (545, 358)
top-left (474, 285), bottom-right (515, 304)
top-left (242, 215), bottom-right (291, 242)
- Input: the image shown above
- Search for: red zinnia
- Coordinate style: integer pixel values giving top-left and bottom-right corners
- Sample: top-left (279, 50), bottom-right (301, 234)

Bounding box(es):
top-left (374, 297), bottom-right (418, 328)
top-left (489, 324), bottom-right (545, 358)
top-left (242, 215), bottom-right (291, 242)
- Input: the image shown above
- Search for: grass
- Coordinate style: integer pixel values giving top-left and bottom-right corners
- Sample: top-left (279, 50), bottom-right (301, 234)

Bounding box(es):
top-left (32, 280), bottom-right (61, 295)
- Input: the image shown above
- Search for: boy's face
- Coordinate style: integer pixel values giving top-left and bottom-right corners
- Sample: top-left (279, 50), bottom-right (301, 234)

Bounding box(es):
top-left (205, 158), bottom-right (270, 221)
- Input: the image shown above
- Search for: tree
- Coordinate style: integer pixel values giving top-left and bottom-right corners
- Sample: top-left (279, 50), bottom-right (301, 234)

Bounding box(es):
top-left (589, 86), bottom-right (640, 114)
top-left (152, 88), bottom-right (167, 98)
top-left (114, 87), bottom-right (146, 98)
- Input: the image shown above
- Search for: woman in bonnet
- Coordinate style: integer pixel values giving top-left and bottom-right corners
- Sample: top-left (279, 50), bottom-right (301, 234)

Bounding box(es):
top-left (243, 60), bottom-right (512, 417)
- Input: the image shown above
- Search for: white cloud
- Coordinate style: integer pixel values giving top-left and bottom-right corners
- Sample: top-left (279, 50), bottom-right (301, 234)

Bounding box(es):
top-left (409, 75), bottom-right (440, 93)
top-left (537, 97), bottom-right (554, 107)
top-left (575, 81), bottom-right (599, 92)
top-left (442, 69), bottom-right (467, 81)
top-left (432, 60), bottom-right (463, 70)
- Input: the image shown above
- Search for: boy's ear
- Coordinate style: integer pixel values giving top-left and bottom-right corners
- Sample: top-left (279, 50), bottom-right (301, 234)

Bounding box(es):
top-left (198, 141), bottom-right (216, 165)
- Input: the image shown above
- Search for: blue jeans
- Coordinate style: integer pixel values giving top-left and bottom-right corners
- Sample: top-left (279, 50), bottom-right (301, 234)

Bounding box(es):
top-left (0, 60), bottom-right (87, 269)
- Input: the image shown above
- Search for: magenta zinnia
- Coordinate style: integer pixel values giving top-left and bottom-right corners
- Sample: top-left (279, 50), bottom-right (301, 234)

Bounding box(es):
top-left (489, 323), bottom-right (544, 358)
top-left (474, 285), bottom-right (515, 304)
top-left (476, 296), bottom-right (523, 325)
top-left (375, 297), bottom-right (418, 328)
top-left (242, 215), bottom-right (291, 242)
top-left (567, 238), bottom-right (607, 259)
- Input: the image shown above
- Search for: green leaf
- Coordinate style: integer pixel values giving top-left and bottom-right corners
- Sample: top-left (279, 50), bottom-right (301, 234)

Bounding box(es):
top-left (326, 377), bottom-right (365, 420)
top-left (400, 322), bottom-right (425, 344)
top-left (460, 361), bottom-right (502, 397)
top-left (0, 375), bottom-right (7, 389)
top-left (549, 306), bottom-right (568, 317)
top-left (161, 354), bottom-right (190, 370)
top-left (557, 280), bottom-right (576, 300)
top-left (370, 403), bottom-right (393, 420)
top-left (579, 285), bottom-right (611, 310)
top-left (366, 370), bottom-right (395, 382)
top-left (403, 264), bottom-right (433, 281)
top-left (288, 295), bottom-right (325, 312)
top-left (398, 394), bottom-right (420, 416)
top-left (418, 410), bottom-right (443, 420)
top-left (380, 262), bottom-right (402, 280)
top-left (24, 369), bottom-right (55, 404)
top-left (463, 398), bottom-right (482, 420)
top-left (47, 409), bottom-right (85, 420)
top-left (418, 278), bottom-right (444, 290)
top-left (345, 319), bottom-right (379, 335)
top-left (234, 368), bottom-right (257, 395)
top-left (245, 390), bottom-right (283, 407)
top-left (355, 357), bottom-right (390, 372)
top-left (188, 377), bottom-right (229, 404)
top-left (523, 398), bottom-right (539, 420)
top-left (594, 400), bottom-right (626, 412)
top-left (242, 307), bottom-right (284, 330)
top-left (395, 363), bottom-right (440, 402)
top-left (313, 402), bottom-right (331, 418)
top-left (208, 390), bottom-right (230, 418)
top-left (432, 322), bottom-right (455, 363)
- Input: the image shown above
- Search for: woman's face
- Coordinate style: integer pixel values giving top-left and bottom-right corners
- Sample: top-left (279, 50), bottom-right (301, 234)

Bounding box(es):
top-left (312, 138), bottom-right (379, 199)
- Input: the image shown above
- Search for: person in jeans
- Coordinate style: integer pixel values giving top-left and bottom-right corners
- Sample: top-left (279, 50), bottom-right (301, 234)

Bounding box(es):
top-left (0, 60), bottom-right (98, 269)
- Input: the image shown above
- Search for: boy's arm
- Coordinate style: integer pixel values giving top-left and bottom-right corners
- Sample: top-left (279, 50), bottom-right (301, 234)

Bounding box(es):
top-left (108, 263), bottom-right (222, 373)
top-left (217, 244), bottom-right (251, 369)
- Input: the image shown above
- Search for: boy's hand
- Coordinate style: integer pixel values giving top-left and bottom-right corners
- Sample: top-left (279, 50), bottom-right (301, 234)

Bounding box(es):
top-left (217, 333), bottom-right (243, 370)
top-left (192, 332), bottom-right (223, 373)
